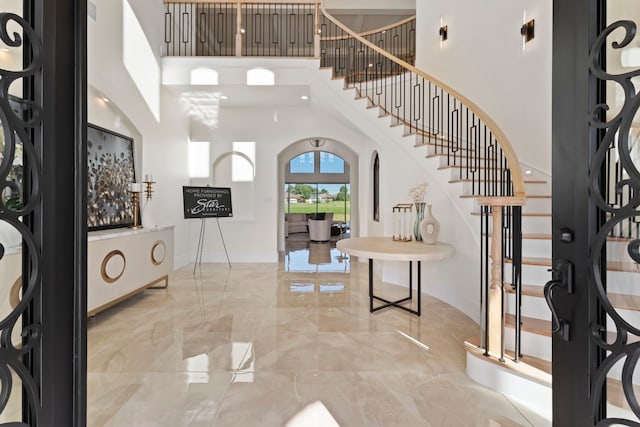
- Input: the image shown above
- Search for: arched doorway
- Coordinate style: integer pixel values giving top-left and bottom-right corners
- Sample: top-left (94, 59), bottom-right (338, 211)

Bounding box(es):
top-left (277, 138), bottom-right (359, 252)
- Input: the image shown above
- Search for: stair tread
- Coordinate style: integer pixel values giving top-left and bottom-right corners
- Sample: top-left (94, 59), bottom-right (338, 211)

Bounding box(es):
top-left (451, 178), bottom-right (547, 184)
top-left (505, 313), bottom-right (551, 337)
top-left (426, 153), bottom-right (499, 162)
top-left (471, 211), bottom-right (551, 217)
top-left (506, 256), bottom-right (639, 272)
top-left (460, 194), bottom-right (551, 201)
top-left (438, 165), bottom-right (507, 171)
top-left (504, 284), bottom-right (544, 297)
top-left (487, 233), bottom-right (635, 242)
top-left (465, 336), bottom-right (552, 381)
top-left (415, 141), bottom-right (492, 153)
top-left (608, 293), bottom-right (640, 311)
top-left (505, 284), bottom-right (640, 311)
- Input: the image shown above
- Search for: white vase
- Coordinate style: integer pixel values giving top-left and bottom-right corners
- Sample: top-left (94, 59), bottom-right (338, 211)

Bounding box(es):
top-left (419, 204), bottom-right (440, 244)
top-left (141, 197), bottom-right (155, 228)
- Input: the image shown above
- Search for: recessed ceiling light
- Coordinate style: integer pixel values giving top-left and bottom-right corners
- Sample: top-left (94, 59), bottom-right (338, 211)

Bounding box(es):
top-left (524, 169), bottom-right (533, 175)
top-left (220, 95), bottom-right (229, 100)
top-left (368, 63), bottom-right (373, 68)
top-left (240, 28), bottom-right (246, 34)
top-left (102, 97), bottom-right (109, 103)
top-left (301, 95), bottom-right (309, 100)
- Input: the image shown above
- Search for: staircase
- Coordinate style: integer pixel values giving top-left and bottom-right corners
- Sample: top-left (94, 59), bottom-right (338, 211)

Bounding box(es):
top-left (317, 5), bottom-right (636, 418)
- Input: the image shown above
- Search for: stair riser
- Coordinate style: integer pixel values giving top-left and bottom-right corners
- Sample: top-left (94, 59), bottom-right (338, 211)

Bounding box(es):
top-left (504, 330), bottom-right (551, 361)
top-left (505, 294), bottom-right (551, 321)
top-left (522, 183), bottom-right (552, 196)
top-left (606, 309), bottom-right (640, 335)
top-left (488, 217), bottom-right (552, 235)
top-left (522, 198), bottom-right (552, 214)
top-left (491, 239), bottom-right (634, 262)
top-left (437, 155), bottom-right (498, 169)
top-left (608, 240), bottom-right (639, 263)
top-left (522, 239), bottom-right (552, 258)
top-left (607, 358), bottom-right (640, 386)
top-left (458, 182), bottom-right (550, 197)
top-left (504, 264), bottom-right (551, 286)
top-left (606, 270), bottom-right (640, 296)
top-left (485, 236), bottom-right (550, 258)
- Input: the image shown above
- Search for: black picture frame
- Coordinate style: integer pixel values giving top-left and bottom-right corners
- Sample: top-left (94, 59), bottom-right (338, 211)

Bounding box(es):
top-left (87, 123), bottom-right (136, 231)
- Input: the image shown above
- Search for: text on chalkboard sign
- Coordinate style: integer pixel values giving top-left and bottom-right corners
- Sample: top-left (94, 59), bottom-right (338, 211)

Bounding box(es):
top-left (182, 186), bottom-right (233, 218)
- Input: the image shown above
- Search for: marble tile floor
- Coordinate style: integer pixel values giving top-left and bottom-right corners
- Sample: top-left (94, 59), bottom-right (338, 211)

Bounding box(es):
top-left (87, 258), bottom-right (552, 426)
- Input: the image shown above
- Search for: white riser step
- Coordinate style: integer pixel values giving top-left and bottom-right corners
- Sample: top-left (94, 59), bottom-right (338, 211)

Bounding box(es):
top-left (505, 329), bottom-right (551, 361)
top-left (446, 167), bottom-right (508, 181)
top-left (524, 183), bottom-right (552, 196)
top-left (522, 238), bottom-right (551, 258)
top-left (506, 294), bottom-right (551, 321)
top-left (435, 154), bottom-right (499, 168)
top-left (607, 270), bottom-right (640, 295)
top-left (470, 198), bottom-right (550, 214)
top-left (504, 264), bottom-right (551, 287)
top-left (607, 310), bottom-right (640, 335)
top-left (483, 214), bottom-right (551, 234)
top-left (522, 198), bottom-right (552, 214)
top-left (607, 356), bottom-right (640, 386)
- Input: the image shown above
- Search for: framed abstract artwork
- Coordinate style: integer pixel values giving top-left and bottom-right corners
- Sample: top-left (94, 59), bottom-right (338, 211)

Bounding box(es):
top-left (87, 124), bottom-right (136, 230)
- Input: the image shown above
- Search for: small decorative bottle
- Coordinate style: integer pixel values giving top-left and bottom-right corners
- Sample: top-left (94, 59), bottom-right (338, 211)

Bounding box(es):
top-left (420, 204), bottom-right (440, 244)
top-left (413, 202), bottom-right (426, 241)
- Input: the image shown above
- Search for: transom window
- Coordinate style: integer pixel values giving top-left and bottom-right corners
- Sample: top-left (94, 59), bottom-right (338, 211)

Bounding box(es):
top-left (289, 151), bottom-right (346, 175)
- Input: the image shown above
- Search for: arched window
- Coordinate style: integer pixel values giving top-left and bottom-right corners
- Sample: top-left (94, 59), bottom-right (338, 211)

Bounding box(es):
top-left (285, 151), bottom-right (350, 222)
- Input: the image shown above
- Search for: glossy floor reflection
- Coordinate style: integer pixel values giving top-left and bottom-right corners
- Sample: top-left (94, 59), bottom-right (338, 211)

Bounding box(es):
top-left (87, 260), bottom-right (551, 426)
top-left (284, 238), bottom-right (350, 273)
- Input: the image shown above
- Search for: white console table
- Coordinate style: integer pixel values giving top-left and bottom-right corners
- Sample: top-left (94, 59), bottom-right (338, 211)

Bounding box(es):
top-left (88, 226), bottom-right (174, 316)
top-left (337, 237), bottom-right (454, 316)
top-left (0, 226), bottom-right (174, 317)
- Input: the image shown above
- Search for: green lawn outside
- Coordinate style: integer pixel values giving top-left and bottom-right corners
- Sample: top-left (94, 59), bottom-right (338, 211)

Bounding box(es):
top-left (285, 201), bottom-right (351, 222)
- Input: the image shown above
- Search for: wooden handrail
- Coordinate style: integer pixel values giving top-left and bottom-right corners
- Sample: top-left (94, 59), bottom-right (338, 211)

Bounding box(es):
top-left (357, 15), bottom-right (416, 38)
top-left (320, 5), bottom-right (526, 200)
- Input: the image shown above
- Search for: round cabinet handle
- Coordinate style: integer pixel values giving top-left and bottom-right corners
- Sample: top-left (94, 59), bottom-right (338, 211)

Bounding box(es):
top-left (151, 240), bottom-right (166, 266)
top-left (101, 250), bottom-right (126, 283)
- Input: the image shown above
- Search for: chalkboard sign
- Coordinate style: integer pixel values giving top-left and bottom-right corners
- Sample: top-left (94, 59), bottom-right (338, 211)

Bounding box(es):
top-left (182, 186), bottom-right (233, 219)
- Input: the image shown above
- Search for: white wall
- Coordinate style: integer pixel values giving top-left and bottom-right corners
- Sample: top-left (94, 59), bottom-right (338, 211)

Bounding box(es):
top-left (89, 0), bottom-right (192, 267)
top-left (416, 0), bottom-right (552, 175)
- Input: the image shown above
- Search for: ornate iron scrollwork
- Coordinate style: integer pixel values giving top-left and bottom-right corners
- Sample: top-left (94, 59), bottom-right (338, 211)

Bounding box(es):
top-left (589, 19), bottom-right (640, 425)
top-left (0, 12), bottom-right (42, 425)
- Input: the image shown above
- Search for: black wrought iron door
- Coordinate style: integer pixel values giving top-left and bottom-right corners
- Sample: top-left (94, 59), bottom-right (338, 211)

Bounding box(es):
top-left (0, 0), bottom-right (86, 426)
top-left (552, 0), bottom-right (640, 425)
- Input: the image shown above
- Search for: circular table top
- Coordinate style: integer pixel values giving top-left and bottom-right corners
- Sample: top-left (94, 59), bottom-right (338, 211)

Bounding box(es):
top-left (336, 237), bottom-right (455, 262)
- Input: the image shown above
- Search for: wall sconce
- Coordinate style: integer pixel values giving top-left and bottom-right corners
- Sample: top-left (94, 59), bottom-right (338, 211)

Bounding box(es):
top-left (521, 19), bottom-right (535, 43)
top-left (128, 183), bottom-right (143, 229)
top-left (439, 25), bottom-right (448, 42)
top-left (392, 203), bottom-right (413, 242)
top-left (143, 174), bottom-right (155, 200)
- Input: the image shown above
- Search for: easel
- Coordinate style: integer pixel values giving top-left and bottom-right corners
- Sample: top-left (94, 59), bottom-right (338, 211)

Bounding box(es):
top-left (193, 217), bottom-right (231, 274)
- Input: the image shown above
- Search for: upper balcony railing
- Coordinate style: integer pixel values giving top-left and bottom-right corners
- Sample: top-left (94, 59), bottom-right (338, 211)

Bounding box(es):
top-left (163, 1), bottom-right (416, 61)
top-left (164, 1), bottom-right (321, 57)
